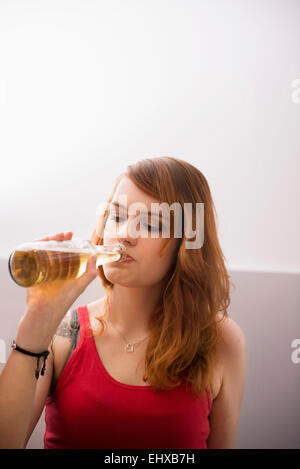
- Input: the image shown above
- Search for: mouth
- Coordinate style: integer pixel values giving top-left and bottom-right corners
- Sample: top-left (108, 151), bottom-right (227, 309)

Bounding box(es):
top-left (118, 255), bottom-right (135, 263)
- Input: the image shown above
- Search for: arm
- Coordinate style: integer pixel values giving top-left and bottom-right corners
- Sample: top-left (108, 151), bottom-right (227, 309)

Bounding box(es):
top-left (206, 317), bottom-right (246, 449)
top-left (23, 311), bottom-right (76, 448)
top-left (0, 231), bottom-right (97, 449)
top-left (0, 337), bottom-right (54, 449)
top-left (0, 309), bottom-right (75, 449)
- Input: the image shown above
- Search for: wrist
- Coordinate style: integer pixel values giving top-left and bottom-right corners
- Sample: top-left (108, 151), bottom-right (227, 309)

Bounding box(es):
top-left (11, 340), bottom-right (50, 379)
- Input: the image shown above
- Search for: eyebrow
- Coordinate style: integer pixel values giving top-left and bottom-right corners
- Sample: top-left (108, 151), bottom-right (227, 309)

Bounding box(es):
top-left (110, 201), bottom-right (166, 220)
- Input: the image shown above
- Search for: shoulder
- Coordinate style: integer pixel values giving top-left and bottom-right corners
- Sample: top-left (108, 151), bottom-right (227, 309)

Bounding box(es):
top-left (213, 314), bottom-right (246, 391)
top-left (206, 315), bottom-right (246, 448)
top-left (216, 314), bottom-right (246, 395)
top-left (54, 310), bottom-right (73, 338)
top-left (217, 314), bottom-right (246, 357)
top-left (50, 309), bottom-right (79, 381)
top-left (51, 308), bottom-right (79, 350)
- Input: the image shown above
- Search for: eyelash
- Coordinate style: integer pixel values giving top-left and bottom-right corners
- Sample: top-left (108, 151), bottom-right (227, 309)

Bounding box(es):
top-left (110, 214), bottom-right (162, 232)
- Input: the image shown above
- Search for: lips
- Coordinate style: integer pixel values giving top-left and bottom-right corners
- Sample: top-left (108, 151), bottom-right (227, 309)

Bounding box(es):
top-left (122, 252), bottom-right (134, 260)
top-left (118, 254), bottom-right (135, 263)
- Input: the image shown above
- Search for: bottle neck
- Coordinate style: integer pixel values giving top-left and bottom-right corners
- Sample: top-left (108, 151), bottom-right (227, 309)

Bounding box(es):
top-left (94, 242), bottom-right (127, 261)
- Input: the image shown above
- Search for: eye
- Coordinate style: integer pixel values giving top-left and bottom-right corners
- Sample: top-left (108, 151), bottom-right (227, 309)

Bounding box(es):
top-left (109, 214), bottom-right (125, 223)
top-left (110, 213), bottom-right (162, 232)
top-left (146, 224), bottom-right (162, 232)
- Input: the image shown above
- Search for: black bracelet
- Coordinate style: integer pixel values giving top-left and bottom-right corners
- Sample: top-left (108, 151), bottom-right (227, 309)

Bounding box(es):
top-left (11, 340), bottom-right (50, 379)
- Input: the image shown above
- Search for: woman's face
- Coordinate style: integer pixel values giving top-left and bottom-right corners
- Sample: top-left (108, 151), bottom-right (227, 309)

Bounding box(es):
top-left (102, 176), bottom-right (180, 288)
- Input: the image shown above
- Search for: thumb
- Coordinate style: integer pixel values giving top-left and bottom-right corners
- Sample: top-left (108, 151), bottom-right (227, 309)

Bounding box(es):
top-left (75, 255), bottom-right (98, 292)
top-left (84, 254), bottom-right (98, 279)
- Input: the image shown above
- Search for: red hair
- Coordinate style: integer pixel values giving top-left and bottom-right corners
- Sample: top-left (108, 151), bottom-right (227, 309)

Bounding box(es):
top-left (90, 156), bottom-right (233, 398)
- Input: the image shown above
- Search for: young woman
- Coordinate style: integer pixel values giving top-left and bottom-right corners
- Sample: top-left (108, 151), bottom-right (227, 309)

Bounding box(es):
top-left (0, 156), bottom-right (246, 449)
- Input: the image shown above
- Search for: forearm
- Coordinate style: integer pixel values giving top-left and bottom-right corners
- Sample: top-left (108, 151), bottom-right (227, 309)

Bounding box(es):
top-left (0, 350), bottom-right (38, 448)
top-left (0, 308), bottom-right (54, 449)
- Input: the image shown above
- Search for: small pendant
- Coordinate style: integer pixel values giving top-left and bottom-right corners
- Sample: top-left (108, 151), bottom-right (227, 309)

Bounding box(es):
top-left (125, 343), bottom-right (134, 352)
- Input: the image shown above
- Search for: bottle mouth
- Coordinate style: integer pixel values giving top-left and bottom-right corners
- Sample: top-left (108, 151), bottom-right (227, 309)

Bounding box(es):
top-left (115, 242), bottom-right (127, 261)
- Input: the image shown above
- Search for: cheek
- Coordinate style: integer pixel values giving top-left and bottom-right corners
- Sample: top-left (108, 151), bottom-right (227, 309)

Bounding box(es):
top-left (146, 245), bottom-right (175, 275)
top-left (103, 221), bottom-right (115, 240)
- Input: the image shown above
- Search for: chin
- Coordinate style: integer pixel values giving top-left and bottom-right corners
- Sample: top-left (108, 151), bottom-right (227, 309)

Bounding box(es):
top-left (103, 270), bottom-right (135, 287)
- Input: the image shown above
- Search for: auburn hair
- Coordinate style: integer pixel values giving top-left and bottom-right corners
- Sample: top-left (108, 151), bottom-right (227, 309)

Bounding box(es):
top-left (90, 156), bottom-right (233, 399)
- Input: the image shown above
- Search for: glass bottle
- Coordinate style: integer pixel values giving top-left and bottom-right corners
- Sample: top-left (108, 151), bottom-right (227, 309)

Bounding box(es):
top-left (8, 237), bottom-right (127, 287)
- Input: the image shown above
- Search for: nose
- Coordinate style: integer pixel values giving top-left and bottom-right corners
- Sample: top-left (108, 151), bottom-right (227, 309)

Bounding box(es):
top-left (115, 217), bottom-right (139, 246)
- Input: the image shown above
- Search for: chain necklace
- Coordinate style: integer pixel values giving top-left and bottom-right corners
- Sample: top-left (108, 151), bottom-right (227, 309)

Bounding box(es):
top-left (106, 318), bottom-right (150, 353)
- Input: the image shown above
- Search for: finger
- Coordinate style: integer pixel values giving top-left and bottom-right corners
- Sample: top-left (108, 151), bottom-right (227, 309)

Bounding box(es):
top-left (64, 231), bottom-right (73, 239)
top-left (34, 236), bottom-right (50, 242)
top-left (51, 232), bottom-right (65, 239)
top-left (50, 231), bottom-right (73, 240)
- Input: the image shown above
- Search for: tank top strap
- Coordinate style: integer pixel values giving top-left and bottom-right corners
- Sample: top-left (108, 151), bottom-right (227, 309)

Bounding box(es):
top-left (76, 304), bottom-right (93, 346)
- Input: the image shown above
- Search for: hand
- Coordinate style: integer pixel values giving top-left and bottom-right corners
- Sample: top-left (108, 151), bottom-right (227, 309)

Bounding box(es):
top-left (16, 232), bottom-right (98, 352)
top-left (25, 231), bottom-right (98, 313)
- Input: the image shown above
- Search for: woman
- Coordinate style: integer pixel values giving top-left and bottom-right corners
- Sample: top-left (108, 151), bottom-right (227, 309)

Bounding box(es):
top-left (0, 156), bottom-right (246, 449)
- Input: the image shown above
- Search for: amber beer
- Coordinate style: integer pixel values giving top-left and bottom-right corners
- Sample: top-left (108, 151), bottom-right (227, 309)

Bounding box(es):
top-left (8, 239), bottom-right (126, 287)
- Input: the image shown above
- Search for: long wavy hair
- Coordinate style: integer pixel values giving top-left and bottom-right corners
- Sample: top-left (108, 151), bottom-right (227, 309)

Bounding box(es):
top-left (90, 156), bottom-right (233, 399)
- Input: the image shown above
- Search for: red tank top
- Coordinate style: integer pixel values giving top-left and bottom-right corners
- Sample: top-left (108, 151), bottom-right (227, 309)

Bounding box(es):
top-left (44, 305), bottom-right (212, 449)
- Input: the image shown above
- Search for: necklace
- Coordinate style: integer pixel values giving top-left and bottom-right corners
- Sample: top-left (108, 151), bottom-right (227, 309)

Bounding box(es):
top-left (106, 318), bottom-right (150, 353)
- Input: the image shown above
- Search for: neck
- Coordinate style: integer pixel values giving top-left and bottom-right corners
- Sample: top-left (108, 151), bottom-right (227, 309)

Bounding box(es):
top-left (104, 284), bottom-right (163, 339)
